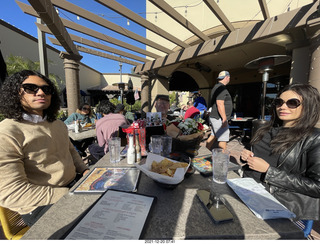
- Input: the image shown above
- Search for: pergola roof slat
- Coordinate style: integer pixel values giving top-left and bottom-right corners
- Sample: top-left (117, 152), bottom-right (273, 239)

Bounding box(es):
top-left (45, 31), bottom-right (149, 63)
top-left (50, 0), bottom-right (173, 54)
top-left (75, 45), bottom-right (141, 66)
top-left (148, 0), bottom-right (210, 42)
top-left (25, 0), bottom-right (80, 57)
top-left (258, 0), bottom-right (270, 20)
top-left (95, 0), bottom-right (190, 48)
top-left (61, 18), bottom-right (161, 59)
top-left (203, 0), bottom-right (235, 32)
top-left (17, 0), bottom-right (160, 59)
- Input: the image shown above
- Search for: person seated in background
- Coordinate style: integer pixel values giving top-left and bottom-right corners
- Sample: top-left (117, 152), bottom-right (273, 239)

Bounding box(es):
top-left (170, 102), bottom-right (178, 112)
top-left (155, 94), bottom-right (175, 121)
top-left (192, 91), bottom-right (207, 118)
top-left (95, 100), bottom-right (106, 120)
top-left (240, 84), bottom-right (320, 221)
top-left (64, 103), bottom-right (96, 157)
top-left (89, 100), bottom-right (130, 160)
top-left (114, 103), bottom-right (125, 115)
top-left (0, 70), bottom-right (89, 226)
top-left (184, 100), bottom-right (200, 120)
top-left (64, 102), bottom-right (96, 125)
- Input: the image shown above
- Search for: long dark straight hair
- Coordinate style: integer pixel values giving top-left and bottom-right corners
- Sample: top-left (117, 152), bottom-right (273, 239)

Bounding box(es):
top-left (251, 83), bottom-right (320, 154)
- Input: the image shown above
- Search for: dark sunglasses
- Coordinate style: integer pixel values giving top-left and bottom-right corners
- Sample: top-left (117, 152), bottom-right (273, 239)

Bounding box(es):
top-left (273, 98), bottom-right (301, 109)
top-left (22, 83), bottom-right (54, 95)
top-left (82, 107), bottom-right (91, 111)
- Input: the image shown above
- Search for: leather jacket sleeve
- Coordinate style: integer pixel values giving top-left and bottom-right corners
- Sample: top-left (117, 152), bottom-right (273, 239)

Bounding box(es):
top-left (264, 130), bottom-right (320, 198)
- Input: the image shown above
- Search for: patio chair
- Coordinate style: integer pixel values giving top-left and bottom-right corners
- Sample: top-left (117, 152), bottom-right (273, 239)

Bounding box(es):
top-left (295, 219), bottom-right (314, 239)
top-left (0, 206), bottom-right (29, 240)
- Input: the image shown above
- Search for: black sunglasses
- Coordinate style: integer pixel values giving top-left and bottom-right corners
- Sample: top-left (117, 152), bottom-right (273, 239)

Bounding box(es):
top-left (82, 107), bottom-right (91, 111)
top-left (273, 98), bottom-right (301, 109)
top-left (22, 83), bottom-right (54, 95)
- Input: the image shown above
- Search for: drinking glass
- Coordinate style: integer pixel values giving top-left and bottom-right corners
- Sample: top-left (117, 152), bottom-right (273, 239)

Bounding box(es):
top-left (212, 148), bottom-right (230, 184)
top-left (108, 137), bottom-right (121, 163)
top-left (161, 135), bottom-right (172, 157)
top-left (150, 135), bottom-right (162, 155)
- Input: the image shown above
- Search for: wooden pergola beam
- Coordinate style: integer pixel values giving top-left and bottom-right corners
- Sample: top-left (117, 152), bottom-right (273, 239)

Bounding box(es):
top-left (258, 0), bottom-right (270, 20)
top-left (26, 0), bottom-right (81, 58)
top-left (18, 1), bottom-right (160, 59)
top-left (95, 0), bottom-right (190, 48)
top-left (35, 21), bottom-right (150, 63)
top-left (75, 45), bottom-right (141, 66)
top-left (148, 0), bottom-right (210, 42)
top-left (50, 0), bottom-right (173, 54)
top-left (203, 0), bottom-right (235, 32)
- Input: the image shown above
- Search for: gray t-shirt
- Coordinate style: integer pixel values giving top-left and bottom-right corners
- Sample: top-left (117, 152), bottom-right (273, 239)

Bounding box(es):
top-left (209, 82), bottom-right (233, 120)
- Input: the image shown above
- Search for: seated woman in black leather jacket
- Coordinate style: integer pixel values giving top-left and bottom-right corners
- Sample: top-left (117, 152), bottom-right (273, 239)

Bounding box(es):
top-left (241, 84), bottom-right (320, 220)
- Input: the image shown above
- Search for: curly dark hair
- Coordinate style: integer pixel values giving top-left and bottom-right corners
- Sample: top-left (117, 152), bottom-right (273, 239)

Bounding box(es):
top-left (0, 70), bottom-right (61, 122)
top-left (251, 83), bottom-right (320, 154)
top-left (97, 100), bottom-right (115, 115)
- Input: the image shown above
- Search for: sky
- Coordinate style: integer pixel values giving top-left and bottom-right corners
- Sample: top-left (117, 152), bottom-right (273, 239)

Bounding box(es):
top-left (1, 0), bottom-right (148, 74)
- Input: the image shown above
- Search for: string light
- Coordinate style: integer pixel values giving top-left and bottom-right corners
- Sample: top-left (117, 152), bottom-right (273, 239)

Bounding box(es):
top-left (155, 12), bottom-right (158, 22)
top-left (185, 6), bottom-right (188, 17)
top-left (127, 19), bottom-right (130, 25)
top-left (77, 16), bottom-right (80, 20)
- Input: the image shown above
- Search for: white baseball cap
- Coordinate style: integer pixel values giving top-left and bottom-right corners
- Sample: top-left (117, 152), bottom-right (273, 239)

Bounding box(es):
top-left (217, 71), bottom-right (230, 79)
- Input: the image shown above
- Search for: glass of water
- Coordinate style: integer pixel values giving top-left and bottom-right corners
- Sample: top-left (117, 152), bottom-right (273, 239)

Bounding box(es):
top-left (212, 148), bottom-right (230, 184)
top-left (108, 137), bottom-right (121, 163)
top-left (150, 135), bottom-right (162, 155)
top-left (161, 135), bottom-right (172, 157)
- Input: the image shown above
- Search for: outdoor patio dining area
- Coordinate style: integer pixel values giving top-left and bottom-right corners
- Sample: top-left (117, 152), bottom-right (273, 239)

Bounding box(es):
top-left (1, 130), bottom-right (319, 240)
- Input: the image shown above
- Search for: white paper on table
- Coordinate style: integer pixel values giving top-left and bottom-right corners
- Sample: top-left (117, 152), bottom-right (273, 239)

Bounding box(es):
top-left (227, 178), bottom-right (296, 219)
top-left (134, 153), bottom-right (190, 185)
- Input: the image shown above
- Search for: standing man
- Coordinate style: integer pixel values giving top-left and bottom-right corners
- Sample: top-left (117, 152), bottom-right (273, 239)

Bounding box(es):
top-left (0, 70), bottom-right (89, 226)
top-left (206, 71), bottom-right (233, 150)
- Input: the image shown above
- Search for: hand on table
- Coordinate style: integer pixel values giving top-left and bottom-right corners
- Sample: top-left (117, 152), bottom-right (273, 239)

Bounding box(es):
top-left (240, 149), bottom-right (270, 173)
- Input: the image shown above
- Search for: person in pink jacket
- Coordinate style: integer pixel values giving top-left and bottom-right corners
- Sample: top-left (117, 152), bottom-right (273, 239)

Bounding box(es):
top-left (89, 100), bottom-right (130, 160)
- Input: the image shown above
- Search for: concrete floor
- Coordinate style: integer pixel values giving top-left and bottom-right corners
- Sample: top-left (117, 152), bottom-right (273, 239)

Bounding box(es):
top-left (0, 132), bottom-right (319, 240)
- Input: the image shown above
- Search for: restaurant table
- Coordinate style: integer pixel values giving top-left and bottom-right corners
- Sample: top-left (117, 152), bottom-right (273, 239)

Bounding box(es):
top-left (68, 128), bottom-right (96, 141)
top-left (21, 146), bottom-right (304, 240)
top-left (230, 117), bottom-right (255, 140)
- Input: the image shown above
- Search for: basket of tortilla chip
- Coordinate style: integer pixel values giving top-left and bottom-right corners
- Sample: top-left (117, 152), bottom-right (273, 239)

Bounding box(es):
top-left (134, 153), bottom-right (190, 187)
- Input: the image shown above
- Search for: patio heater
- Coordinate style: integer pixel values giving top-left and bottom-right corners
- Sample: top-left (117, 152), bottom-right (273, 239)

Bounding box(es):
top-left (112, 59), bottom-right (127, 104)
top-left (245, 55), bottom-right (291, 135)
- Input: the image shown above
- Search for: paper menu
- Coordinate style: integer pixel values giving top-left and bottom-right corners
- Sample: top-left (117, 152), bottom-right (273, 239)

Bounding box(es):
top-left (65, 190), bottom-right (155, 240)
top-left (227, 178), bottom-right (296, 220)
top-left (71, 167), bottom-right (140, 193)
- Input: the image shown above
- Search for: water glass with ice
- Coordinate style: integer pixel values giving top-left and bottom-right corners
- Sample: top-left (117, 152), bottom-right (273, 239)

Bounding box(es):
top-left (150, 135), bottom-right (162, 155)
top-left (212, 148), bottom-right (230, 184)
top-left (108, 137), bottom-right (121, 163)
top-left (161, 135), bottom-right (172, 157)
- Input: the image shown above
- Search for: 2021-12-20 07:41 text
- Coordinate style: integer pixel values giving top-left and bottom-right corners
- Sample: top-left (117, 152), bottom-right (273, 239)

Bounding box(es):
top-left (145, 240), bottom-right (175, 243)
